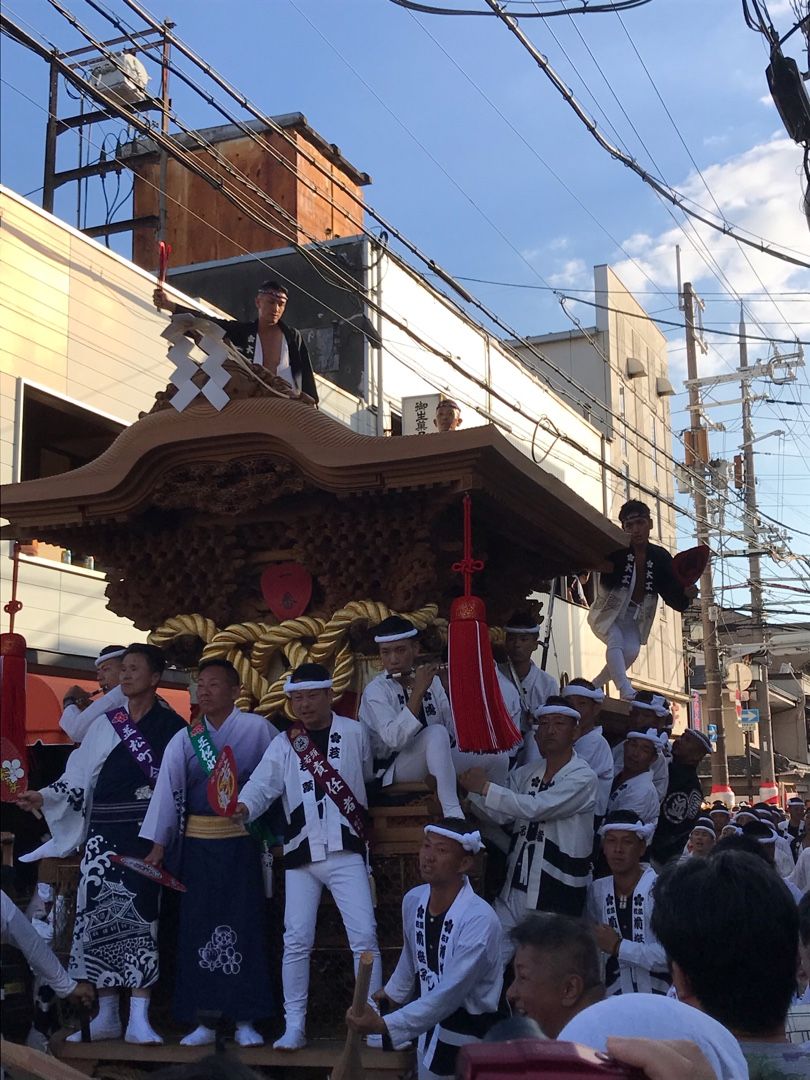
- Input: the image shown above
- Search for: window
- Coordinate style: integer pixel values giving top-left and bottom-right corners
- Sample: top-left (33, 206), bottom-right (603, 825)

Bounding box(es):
top-left (389, 410), bottom-right (403, 437)
top-left (21, 385), bottom-right (124, 481)
top-left (19, 385), bottom-right (125, 568)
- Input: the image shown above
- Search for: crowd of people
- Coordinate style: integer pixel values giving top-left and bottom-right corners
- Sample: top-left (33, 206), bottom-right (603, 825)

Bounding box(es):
top-left (2, 496), bottom-right (808, 1079)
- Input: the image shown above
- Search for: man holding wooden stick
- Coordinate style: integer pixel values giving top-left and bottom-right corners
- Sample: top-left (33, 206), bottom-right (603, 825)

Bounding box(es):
top-left (346, 819), bottom-right (502, 1080)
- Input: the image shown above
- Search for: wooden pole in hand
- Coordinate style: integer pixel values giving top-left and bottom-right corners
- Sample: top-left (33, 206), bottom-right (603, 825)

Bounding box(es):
top-left (330, 950), bottom-right (374, 1080)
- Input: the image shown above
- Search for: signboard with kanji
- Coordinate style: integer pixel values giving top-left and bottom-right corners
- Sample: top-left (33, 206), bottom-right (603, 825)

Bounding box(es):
top-left (402, 393), bottom-right (441, 436)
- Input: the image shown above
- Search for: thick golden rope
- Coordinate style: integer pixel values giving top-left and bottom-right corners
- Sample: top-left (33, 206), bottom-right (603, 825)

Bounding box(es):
top-left (250, 616), bottom-right (326, 675)
top-left (148, 613), bottom-right (218, 649)
top-left (150, 602), bottom-right (440, 717)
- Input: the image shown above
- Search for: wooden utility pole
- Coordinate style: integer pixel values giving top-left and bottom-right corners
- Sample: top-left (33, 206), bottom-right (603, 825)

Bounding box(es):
top-left (683, 282), bottom-right (731, 798)
top-left (739, 311), bottom-right (777, 798)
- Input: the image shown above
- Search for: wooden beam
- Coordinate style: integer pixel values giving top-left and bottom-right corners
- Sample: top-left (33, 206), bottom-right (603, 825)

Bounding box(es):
top-left (1, 1039), bottom-right (93, 1080)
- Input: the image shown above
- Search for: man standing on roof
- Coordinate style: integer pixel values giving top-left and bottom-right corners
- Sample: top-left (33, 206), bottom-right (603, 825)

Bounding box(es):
top-left (153, 279), bottom-right (318, 404)
top-left (589, 500), bottom-right (696, 700)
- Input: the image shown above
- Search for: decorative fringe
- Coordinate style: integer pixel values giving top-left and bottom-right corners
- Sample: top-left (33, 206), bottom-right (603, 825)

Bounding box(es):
top-left (448, 596), bottom-right (521, 753)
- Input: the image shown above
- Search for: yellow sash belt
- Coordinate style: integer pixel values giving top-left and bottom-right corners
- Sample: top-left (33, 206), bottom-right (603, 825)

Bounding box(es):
top-left (185, 814), bottom-right (248, 840)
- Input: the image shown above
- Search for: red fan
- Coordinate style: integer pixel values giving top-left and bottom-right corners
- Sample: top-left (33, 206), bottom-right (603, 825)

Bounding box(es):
top-left (111, 854), bottom-right (187, 892)
top-left (158, 240), bottom-right (171, 284)
top-left (1, 737), bottom-right (28, 803)
top-left (447, 495), bottom-right (521, 753)
top-left (672, 544), bottom-right (710, 588)
top-left (207, 745), bottom-right (239, 817)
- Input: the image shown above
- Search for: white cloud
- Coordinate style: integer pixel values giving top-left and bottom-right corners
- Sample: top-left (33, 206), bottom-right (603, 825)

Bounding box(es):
top-left (610, 136), bottom-right (810, 377)
top-left (548, 257), bottom-right (588, 288)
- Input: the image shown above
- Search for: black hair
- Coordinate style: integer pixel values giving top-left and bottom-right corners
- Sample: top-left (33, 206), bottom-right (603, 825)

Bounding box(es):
top-left (289, 662), bottom-right (331, 684)
top-left (257, 280), bottom-right (288, 296)
top-left (710, 834), bottom-right (769, 863)
top-left (798, 892), bottom-right (810, 948)
top-left (123, 643), bottom-right (166, 676)
top-left (566, 677), bottom-right (597, 691)
top-left (510, 913), bottom-right (601, 991)
top-left (651, 851), bottom-right (798, 1036)
top-left (99, 645), bottom-right (127, 659)
top-left (483, 1016), bottom-right (546, 1043)
top-left (434, 817), bottom-right (476, 837)
top-left (618, 499), bottom-right (651, 523)
top-left (542, 694), bottom-right (577, 713)
top-left (197, 658), bottom-right (240, 688)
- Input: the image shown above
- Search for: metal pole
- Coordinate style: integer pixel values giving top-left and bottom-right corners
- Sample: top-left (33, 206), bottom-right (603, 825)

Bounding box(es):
top-left (739, 310), bottom-right (777, 798)
top-left (540, 579), bottom-right (556, 671)
top-left (683, 282), bottom-right (730, 797)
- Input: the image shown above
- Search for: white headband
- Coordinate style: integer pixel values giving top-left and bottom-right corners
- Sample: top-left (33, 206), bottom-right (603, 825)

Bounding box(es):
top-left (504, 625), bottom-right (541, 635)
top-left (629, 699), bottom-right (667, 717)
top-left (374, 628), bottom-right (419, 643)
top-left (691, 823), bottom-right (716, 837)
top-left (283, 678), bottom-right (333, 694)
top-left (562, 684), bottom-right (605, 703)
top-left (536, 705), bottom-right (581, 721)
top-left (598, 821), bottom-right (656, 842)
top-left (95, 648), bottom-right (127, 667)
top-left (424, 824), bottom-right (484, 854)
top-left (626, 728), bottom-right (667, 751)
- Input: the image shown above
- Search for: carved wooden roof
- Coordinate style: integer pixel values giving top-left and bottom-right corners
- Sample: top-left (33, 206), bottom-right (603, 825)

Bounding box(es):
top-left (2, 398), bottom-right (628, 630)
top-left (1, 396), bottom-right (620, 569)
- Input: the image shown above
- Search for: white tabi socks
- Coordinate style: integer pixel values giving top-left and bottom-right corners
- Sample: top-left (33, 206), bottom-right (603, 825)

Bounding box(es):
top-left (235, 1022), bottom-right (264, 1047)
top-left (66, 990), bottom-right (122, 1042)
top-left (273, 1026), bottom-right (307, 1051)
top-left (124, 995), bottom-right (163, 1044)
top-left (180, 1024), bottom-right (216, 1046)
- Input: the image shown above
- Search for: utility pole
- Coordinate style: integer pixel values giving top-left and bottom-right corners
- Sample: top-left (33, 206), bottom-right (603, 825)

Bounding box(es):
top-left (683, 282), bottom-right (731, 799)
top-left (739, 311), bottom-right (777, 799)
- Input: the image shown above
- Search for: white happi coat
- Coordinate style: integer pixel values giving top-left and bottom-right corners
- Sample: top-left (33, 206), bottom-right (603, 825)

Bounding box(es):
top-left (237, 713), bottom-right (372, 863)
top-left (575, 727), bottom-right (614, 817)
top-left (35, 713), bottom-right (129, 859)
top-left (60, 684), bottom-right (126, 743)
top-left (586, 867), bottom-right (670, 995)
top-left (498, 661), bottom-right (559, 731)
top-left (606, 771), bottom-right (661, 827)
top-left (613, 739), bottom-right (669, 802)
top-left (474, 753), bottom-right (597, 912)
top-left (359, 672), bottom-right (453, 776)
top-left (140, 708), bottom-right (277, 847)
top-left (385, 879), bottom-right (502, 1076)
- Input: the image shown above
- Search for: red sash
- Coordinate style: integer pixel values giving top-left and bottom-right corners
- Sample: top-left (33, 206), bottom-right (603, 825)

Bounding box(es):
top-left (286, 725), bottom-right (368, 840)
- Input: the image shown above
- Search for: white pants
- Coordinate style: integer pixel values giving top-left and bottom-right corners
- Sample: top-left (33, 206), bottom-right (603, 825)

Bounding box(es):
top-left (493, 890), bottom-right (528, 968)
top-left (593, 610), bottom-right (641, 698)
top-left (390, 725), bottom-right (464, 819)
top-left (282, 851), bottom-right (382, 1029)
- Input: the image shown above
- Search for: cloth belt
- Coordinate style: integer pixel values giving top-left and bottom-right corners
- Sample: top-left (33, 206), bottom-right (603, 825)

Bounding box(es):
top-left (185, 814), bottom-right (248, 840)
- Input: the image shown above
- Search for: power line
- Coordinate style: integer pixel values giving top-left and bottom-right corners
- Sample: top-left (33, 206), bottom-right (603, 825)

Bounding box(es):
top-left (480, 0), bottom-right (810, 269)
top-left (26, 1), bottom-right (708, 495)
top-left (6, 8), bottom-right (806, 553)
top-left (557, 294), bottom-right (809, 343)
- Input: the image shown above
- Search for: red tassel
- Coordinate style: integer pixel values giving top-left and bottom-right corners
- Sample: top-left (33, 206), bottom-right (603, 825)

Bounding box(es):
top-left (448, 495), bottom-right (521, 753)
top-left (448, 596), bottom-right (522, 752)
top-left (1, 632), bottom-right (30, 801)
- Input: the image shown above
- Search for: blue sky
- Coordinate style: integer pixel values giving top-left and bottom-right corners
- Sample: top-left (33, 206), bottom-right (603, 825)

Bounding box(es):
top-left (2, 0), bottom-right (809, 620)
